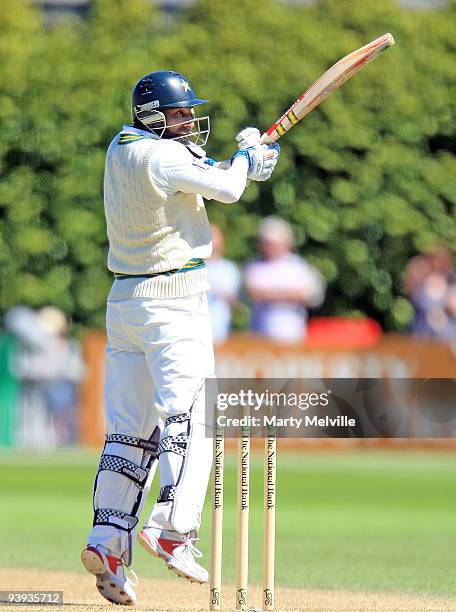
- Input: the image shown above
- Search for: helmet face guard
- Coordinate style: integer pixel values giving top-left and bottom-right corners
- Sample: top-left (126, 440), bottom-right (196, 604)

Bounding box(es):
top-left (133, 104), bottom-right (210, 146)
top-left (131, 70), bottom-right (210, 145)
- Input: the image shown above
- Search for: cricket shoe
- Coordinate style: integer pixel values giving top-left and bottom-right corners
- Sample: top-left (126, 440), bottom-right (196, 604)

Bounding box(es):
top-left (81, 544), bottom-right (137, 606)
top-left (138, 528), bottom-right (208, 584)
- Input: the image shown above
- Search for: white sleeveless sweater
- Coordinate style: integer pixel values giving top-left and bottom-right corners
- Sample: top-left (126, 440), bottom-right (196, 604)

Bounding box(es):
top-left (104, 132), bottom-right (211, 299)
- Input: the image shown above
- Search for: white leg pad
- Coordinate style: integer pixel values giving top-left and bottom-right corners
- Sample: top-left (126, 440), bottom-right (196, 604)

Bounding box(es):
top-left (88, 427), bottom-right (161, 564)
top-left (146, 383), bottom-right (213, 534)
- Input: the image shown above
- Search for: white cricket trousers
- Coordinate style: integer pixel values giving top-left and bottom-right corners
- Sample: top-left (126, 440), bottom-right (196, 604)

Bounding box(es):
top-left (105, 292), bottom-right (214, 422)
top-left (88, 291), bottom-right (215, 558)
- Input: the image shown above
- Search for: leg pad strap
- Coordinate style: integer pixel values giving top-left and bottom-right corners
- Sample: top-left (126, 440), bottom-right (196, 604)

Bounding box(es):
top-left (166, 413), bottom-right (190, 425)
top-left (106, 433), bottom-right (159, 456)
top-left (158, 434), bottom-right (188, 457)
top-left (157, 485), bottom-right (176, 503)
top-left (93, 508), bottom-right (138, 532)
top-left (98, 454), bottom-right (149, 489)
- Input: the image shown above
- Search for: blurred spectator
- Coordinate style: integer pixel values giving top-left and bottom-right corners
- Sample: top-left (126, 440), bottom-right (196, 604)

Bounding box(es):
top-left (403, 246), bottom-right (452, 295)
top-left (206, 224), bottom-right (241, 343)
top-left (5, 305), bottom-right (84, 447)
top-left (403, 246), bottom-right (456, 339)
top-left (443, 284), bottom-right (456, 335)
top-left (245, 216), bottom-right (326, 343)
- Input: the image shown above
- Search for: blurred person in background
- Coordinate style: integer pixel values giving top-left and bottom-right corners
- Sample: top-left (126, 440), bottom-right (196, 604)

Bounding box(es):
top-left (245, 216), bottom-right (325, 343)
top-left (442, 284), bottom-right (456, 340)
top-left (403, 246), bottom-right (455, 339)
top-left (38, 306), bottom-right (84, 444)
top-left (4, 305), bottom-right (84, 446)
top-left (206, 224), bottom-right (241, 343)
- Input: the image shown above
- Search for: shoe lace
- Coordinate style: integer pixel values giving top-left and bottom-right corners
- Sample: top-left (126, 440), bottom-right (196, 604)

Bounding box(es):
top-left (124, 564), bottom-right (139, 587)
top-left (183, 537), bottom-right (203, 559)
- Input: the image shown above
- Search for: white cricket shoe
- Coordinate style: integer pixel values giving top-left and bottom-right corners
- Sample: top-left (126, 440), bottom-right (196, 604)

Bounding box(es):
top-left (138, 528), bottom-right (208, 584)
top-left (81, 544), bottom-right (137, 606)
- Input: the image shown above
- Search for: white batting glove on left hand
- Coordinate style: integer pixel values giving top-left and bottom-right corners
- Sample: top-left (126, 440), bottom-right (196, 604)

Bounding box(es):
top-left (236, 127), bottom-right (261, 149)
top-left (248, 143), bottom-right (280, 181)
top-left (231, 142), bottom-right (280, 182)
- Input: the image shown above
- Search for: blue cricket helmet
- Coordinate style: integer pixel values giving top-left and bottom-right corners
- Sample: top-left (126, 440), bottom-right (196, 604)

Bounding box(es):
top-left (132, 70), bottom-right (207, 120)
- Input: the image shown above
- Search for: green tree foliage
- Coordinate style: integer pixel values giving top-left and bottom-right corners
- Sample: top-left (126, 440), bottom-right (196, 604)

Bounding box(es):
top-left (0, 0), bottom-right (455, 330)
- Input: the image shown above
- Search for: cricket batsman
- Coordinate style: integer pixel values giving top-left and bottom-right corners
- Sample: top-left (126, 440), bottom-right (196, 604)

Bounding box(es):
top-left (80, 70), bottom-right (280, 605)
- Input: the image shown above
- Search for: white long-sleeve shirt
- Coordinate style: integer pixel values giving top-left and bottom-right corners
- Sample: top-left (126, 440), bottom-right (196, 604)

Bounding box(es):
top-left (149, 135), bottom-right (248, 204)
top-left (104, 126), bottom-right (249, 300)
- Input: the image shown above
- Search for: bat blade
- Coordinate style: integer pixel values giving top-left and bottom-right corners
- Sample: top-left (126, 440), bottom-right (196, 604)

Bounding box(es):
top-left (259, 33), bottom-right (395, 144)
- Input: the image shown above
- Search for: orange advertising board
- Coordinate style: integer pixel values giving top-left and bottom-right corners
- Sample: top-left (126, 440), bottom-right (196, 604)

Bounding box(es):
top-left (80, 332), bottom-right (456, 447)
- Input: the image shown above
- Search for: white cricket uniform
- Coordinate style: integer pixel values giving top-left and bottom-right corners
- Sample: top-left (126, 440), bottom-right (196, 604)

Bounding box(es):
top-left (87, 126), bottom-right (249, 562)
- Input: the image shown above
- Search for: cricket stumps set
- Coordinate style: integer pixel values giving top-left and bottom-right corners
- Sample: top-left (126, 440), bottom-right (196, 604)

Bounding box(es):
top-left (210, 417), bottom-right (277, 612)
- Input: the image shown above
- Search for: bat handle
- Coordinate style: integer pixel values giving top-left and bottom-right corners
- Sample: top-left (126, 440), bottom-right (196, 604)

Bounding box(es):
top-left (259, 132), bottom-right (274, 145)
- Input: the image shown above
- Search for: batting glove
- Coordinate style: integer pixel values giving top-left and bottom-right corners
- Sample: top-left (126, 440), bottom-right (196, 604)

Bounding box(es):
top-left (236, 127), bottom-right (261, 149)
top-left (231, 142), bottom-right (280, 182)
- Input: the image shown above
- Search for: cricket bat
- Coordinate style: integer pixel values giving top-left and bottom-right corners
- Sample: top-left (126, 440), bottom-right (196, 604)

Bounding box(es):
top-left (259, 33), bottom-right (395, 144)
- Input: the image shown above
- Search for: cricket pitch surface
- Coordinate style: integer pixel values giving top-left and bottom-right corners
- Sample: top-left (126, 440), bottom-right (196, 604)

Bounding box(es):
top-left (2, 568), bottom-right (456, 611)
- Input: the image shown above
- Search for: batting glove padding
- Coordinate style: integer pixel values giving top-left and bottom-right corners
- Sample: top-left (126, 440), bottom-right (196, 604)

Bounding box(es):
top-left (236, 126), bottom-right (261, 150)
top-left (232, 142), bottom-right (280, 182)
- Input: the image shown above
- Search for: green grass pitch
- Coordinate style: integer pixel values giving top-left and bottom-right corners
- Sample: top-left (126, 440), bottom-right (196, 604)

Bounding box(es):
top-left (1, 449), bottom-right (455, 595)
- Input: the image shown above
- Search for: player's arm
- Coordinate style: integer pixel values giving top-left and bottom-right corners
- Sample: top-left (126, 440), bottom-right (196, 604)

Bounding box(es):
top-left (149, 139), bottom-right (279, 204)
top-left (185, 154), bottom-right (250, 204)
